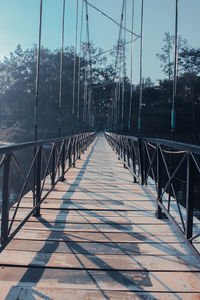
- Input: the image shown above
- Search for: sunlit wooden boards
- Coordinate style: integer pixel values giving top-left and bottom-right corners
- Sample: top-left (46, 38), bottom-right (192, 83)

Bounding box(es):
top-left (0, 133), bottom-right (200, 299)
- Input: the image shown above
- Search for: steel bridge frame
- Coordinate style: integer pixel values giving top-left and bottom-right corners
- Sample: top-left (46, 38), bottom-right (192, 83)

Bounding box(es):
top-left (0, 132), bottom-right (96, 252)
top-left (105, 131), bottom-right (200, 260)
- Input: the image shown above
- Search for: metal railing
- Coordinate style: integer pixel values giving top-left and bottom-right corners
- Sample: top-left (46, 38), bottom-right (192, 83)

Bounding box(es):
top-left (105, 131), bottom-right (200, 259)
top-left (0, 132), bottom-right (96, 251)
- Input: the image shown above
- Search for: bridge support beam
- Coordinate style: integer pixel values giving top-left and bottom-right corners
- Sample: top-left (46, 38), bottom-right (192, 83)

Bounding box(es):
top-left (185, 152), bottom-right (194, 240)
top-left (60, 141), bottom-right (66, 182)
top-left (34, 146), bottom-right (42, 217)
top-left (138, 138), bottom-right (144, 185)
top-left (1, 154), bottom-right (11, 244)
top-left (77, 137), bottom-right (81, 159)
top-left (51, 144), bottom-right (56, 187)
top-left (73, 139), bottom-right (76, 168)
top-left (156, 146), bottom-right (163, 219)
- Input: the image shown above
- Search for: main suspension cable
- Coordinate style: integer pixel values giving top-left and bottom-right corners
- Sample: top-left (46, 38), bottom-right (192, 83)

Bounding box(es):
top-left (85, 2), bottom-right (93, 86)
top-left (128, 0), bottom-right (135, 132)
top-left (113, 0), bottom-right (125, 132)
top-left (121, 0), bottom-right (127, 132)
top-left (171, 0), bottom-right (179, 141)
top-left (77, 0), bottom-right (84, 132)
top-left (83, 0), bottom-right (140, 37)
top-left (138, 0), bottom-right (144, 137)
top-left (34, 0), bottom-right (43, 142)
top-left (72, 0), bottom-right (79, 134)
top-left (58, 0), bottom-right (66, 138)
top-left (85, 1), bottom-right (93, 128)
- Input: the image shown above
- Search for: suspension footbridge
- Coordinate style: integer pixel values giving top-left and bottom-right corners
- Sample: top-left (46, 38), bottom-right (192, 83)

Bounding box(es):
top-left (0, 0), bottom-right (200, 298)
top-left (0, 132), bottom-right (200, 299)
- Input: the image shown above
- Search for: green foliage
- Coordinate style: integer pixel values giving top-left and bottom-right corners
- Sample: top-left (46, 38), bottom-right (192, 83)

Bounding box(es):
top-left (0, 43), bottom-right (115, 142)
top-left (0, 38), bottom-right (200, 145)
top-left (156, 32), bottom-right (189, 79)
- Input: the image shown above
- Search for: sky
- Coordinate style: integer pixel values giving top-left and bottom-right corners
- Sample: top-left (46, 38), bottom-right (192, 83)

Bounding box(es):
top-left (0, 0), bottom-right (200, 84)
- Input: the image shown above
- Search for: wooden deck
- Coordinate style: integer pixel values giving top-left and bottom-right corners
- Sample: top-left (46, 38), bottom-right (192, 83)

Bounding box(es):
top-left (0, 133), bottom-right (200, 299)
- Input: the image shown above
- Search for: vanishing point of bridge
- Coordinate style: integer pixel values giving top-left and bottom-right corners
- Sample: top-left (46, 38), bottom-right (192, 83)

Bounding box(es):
top-left (0, 132), bottom-right (200, 299)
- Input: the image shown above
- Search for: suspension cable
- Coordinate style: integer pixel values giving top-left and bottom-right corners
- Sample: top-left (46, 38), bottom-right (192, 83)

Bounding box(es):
top-left (85, 1), bottom-right (93, 128)
top-left (83, 0), bottom-right (140, 38)
top-left (72, 0), bottom-right (79, 134)
top-left (85, 2), bottom-right (93, 86)
top-left (128, 0), bottom-right (135, 132)
top-left (121, 0), bottom-right (127, 133)
top-left (34, 0), bottom-right (43, 142)
top-left (83, 72), bottom-right (88, 126)
top-left (138, 0), bottom-right (144, 137)
top-left (58, 0), bottom-right (66, 138)
top-left (77, 0), bottom-right (84, 132)
top-left (114, 0), bottom-right (125, 132)
top-left (171, 0), bottom-right (179, 141)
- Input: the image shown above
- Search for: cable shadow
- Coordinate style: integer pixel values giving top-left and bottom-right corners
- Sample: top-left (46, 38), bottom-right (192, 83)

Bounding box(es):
top-left (4, 134), bottom-right (186, 300)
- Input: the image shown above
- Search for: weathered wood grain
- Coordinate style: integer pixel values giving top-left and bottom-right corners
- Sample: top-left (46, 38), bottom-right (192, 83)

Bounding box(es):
top-left (0, 133), bottom-right (200, 299)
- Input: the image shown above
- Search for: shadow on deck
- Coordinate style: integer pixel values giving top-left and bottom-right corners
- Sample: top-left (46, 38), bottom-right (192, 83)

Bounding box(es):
top-left (0, 134), bottom-right (200, 299)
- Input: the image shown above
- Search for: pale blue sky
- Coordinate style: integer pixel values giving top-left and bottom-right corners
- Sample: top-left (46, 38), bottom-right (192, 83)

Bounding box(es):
top-left (0, 0), bottom-right (199, 83)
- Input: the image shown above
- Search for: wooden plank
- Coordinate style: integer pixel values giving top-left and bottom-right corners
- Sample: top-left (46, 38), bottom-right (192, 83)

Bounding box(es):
top-left (14, 229), bottom-right (182, 243)
top-left (1, 249), bottom-right (199, 271)
top-left (0, 267), bottom-right (200, 292)
top-left (6, 214), bottom-right (169, 224)
top-left (6, 240), bottom-right (190, 256)
top-left (1, 133), bottom-right (199, 298)
top-left (2, 287), bottom-right (200, 300)
top-left (12, 201), bottom-right (158, 210)
top-left (12, 222), bottom-right (177, 234)
top-left (28, 191), bottom-right (154, 200)
top-left (9, 208), bottom-right (157, 216)
top-left (42, 184), bottom-right (144, 192)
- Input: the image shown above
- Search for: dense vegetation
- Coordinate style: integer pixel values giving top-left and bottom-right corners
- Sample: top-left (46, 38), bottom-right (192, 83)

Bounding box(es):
top-left (0, 33), bottom-right (199, 144)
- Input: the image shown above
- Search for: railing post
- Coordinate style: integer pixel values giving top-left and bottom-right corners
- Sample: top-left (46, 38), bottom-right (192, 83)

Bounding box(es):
top-left (81, 134), bottom-right (84, 154)
top-left (34, 146), bottom-right (42, 217)
top-left (68, 140), bottom-right (72, 167)
top-left (143, 144), bottom-right (148, 185)
top-left (84, 134), bottom-right (87, 151)
top-left (82, 135), bottom-right (85, 153)
top-left (76, 137), bottom-right (78, 160)
top-left (185, 152), bottom-right (194, 240)
top-left (117, 138), bottom-right (120, 160)
top-left (156, 145), bottom-right (163, 219)
top-left (138, 138), bottom-right (144, 185)
top-left (78, 137), bottom-right (81, 159)
top-left (1, 153), bottom-right (11, 244)
top-left (123, 140), bottom-right (126, 168)
top-left (85, 135), bottom-right (88, 151)
top-left (127, 140), bottom-right (130, 168)
top-left (130, 141), bottom-right (137, 183)
top-left (60, 140), bottom-right (65, 182)
top-left (51, 143), bottom-right (56, 187)
top-left (73, 138), bottom-right (76, 167)
top-left (119, 138), bottom-right (122, 160)
top-left (120, 140), bottom-right (123, 159)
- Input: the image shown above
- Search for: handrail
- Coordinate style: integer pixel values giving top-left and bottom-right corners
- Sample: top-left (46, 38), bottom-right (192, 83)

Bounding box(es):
top-left (0, 132), bottom-right (93, 154)
top-left (105, 131), bottom-right (200, 260)
top-left (105, 131), bottom-right (200, 154)
top-left (0, 131), bottom-right (97, 251)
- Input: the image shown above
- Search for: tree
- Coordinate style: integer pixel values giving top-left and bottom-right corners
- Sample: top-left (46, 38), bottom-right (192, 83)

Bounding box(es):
top-left (156, 32), bottom-right (189, 80)
top-left (179, 48), bottom-right (200, 75)
top-left (0, 43), bottom-right (116, 141)
top-left (156, 33), bottom-right (174, 81)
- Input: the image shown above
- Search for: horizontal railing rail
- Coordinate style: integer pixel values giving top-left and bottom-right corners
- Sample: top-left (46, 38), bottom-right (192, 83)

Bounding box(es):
top-left (105, 131), bottom-right (200, 260)
top-left (0, 132), bottom-right (97, 251)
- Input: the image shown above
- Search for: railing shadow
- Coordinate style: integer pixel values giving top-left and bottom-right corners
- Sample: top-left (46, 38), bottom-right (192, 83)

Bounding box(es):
top-left (4, 134), bottom-right (188, 300)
